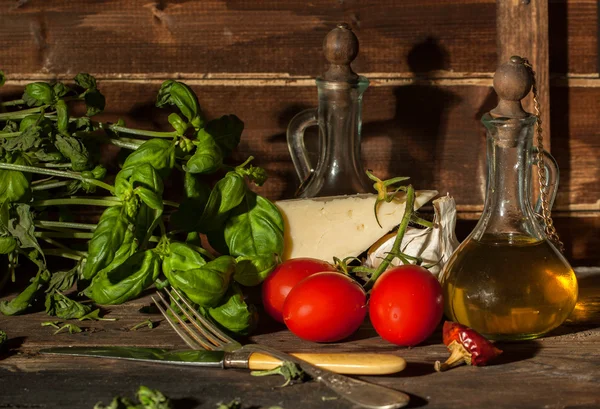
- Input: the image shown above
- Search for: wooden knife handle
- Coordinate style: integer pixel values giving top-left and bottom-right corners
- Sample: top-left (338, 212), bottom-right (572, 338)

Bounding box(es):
top-left (248, 352), bottom-right (406, 375)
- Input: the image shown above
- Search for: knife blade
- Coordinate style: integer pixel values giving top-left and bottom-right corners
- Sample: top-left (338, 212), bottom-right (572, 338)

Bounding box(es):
top-left (40, 346), bottom-right (406, 375)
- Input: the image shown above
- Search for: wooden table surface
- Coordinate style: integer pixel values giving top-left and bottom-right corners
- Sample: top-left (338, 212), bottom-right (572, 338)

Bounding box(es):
top-left (1, 267), bottom-right (599, 409)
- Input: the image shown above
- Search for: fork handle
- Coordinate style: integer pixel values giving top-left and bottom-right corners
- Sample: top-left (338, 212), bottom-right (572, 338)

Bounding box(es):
top-left (248, 352), bottom-right (406, 375)
top-left (243, 344), bottom-right (410, 409)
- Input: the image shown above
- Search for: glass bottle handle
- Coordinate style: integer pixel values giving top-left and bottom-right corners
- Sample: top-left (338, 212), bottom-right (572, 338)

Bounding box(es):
top-left (286, 108), bottom-right (318, 183)
top-left (533, 147), bottom-right (560, 214)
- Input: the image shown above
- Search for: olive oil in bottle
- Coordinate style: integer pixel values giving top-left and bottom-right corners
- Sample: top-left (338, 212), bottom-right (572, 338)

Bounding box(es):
top-left (441, 234), bottom-right (578, 340)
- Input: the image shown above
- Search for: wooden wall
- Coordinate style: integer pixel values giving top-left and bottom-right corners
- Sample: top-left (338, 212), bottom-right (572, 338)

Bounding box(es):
top-left (0, 0), bottom-right (598, 264)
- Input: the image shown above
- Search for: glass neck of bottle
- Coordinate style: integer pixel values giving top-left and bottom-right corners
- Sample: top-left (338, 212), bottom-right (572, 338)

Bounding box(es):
top-left (474, 114), bottom-right (544, 241)
top-left (312, 76), bottom-right (371, 195)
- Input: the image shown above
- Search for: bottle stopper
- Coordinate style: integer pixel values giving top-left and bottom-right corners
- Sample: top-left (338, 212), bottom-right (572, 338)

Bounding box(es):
top-left (490, 56), bottom-right (532, 119)
top-left (321, 23), bottom-right (360, 83)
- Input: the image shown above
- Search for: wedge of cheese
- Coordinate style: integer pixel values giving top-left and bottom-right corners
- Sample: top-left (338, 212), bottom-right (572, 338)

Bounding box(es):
top-left (275, 190), bottom-right (438, 261)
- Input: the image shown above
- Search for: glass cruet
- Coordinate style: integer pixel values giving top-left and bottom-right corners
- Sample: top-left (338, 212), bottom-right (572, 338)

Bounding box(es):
top-left (440, 56), bottom-right (578, 341)
top-left (287, 23), bottom-right (372, 198)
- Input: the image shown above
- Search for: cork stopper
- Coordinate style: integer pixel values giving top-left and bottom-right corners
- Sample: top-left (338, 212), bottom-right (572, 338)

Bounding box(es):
top-left (321, 23), bottom-right (360, 83)
top-left (490, 56), bottom-right (533, 119)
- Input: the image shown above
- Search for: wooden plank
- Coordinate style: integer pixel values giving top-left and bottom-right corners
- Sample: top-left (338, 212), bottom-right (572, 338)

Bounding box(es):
top-left (497, 0), bottom-right (551, 148)
top-left (0, 0), bottom-right (496, 75)
top-left (549, 0), bottom-right (599, 74)
top-left (0, 268), bottom-right (598, 408)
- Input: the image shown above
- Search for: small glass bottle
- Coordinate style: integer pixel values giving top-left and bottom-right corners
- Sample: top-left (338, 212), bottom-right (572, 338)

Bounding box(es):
top-left (286, 23), bottom-right (372, 198)
top-left (440, 57), bottom-right (578, 341)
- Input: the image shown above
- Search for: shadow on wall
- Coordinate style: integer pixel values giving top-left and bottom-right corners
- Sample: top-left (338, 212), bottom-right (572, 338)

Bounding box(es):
top-left (362, 37), bottom-right (461, 188)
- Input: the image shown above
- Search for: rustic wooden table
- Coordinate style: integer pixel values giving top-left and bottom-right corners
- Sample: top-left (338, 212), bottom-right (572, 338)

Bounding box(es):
top-left (1, 267), bottom-right (598, 409)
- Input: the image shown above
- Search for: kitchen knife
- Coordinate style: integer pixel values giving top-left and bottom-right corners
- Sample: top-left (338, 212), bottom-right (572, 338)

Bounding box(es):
top-left (40, 346), bottom-right (406, 375)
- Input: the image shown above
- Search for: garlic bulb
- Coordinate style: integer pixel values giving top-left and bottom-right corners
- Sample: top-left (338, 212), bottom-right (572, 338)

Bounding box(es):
top-left (365, 194), bottom-right (459, 278)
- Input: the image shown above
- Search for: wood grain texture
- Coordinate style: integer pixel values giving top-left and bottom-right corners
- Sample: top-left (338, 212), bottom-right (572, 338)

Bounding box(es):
top-left (0, 0), bottom-right (594, 77)
top-left (0, 268), bottom-right (598, 409)
top-left (497, 0), bottom-right (551, 146)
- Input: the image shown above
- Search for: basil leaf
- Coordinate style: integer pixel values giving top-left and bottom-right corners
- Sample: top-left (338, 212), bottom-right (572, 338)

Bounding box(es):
top-left (81, 206), bottom-right (135, 282)
top-left (185, 129), bottom-right (223, 174)
top-left (208, 284), bottom-right (257, 335)
top-left (156, 80), bottom-right (204, 128)
top-left (55, 99), bottom-right (69, 133)
top-left (2, 125), bottom-right (43, 152)
top-left (204, 115), bottom-right (243, 156)
top-left (84, 250), bottom-right (162, 305)
top-left (233, 255), bottom-right (278, 287)
top-left (162, 242), bottom-right (206, 273)
top-left (225, 191), bottom-right (284, 258)
top-left (54, 134), bottom-right (89, 171)
top-left (22, 82), bottom-right (54, 106)
top-left (84, 89), bottom-right (105, 116)
top-left (0, 236), bottom-right (16, 254)
top-left (168, 112), bottom-right (188, 135)
top-left (121, 139), bottom-right (175, 179)
top-left (47, 260), bottom-right (82, 293)
top-left (74, 73), bottom-right (97, 90)
top-left (115, 164), bottom-right (164, 200)
top-left (0, 154), bottom-right (31, 203)
top-left (0, 270), bottom-right (50, 316)
top-left (169, 173), bottom-right (211, 232)
top-left (8, 204), bottom-right (44, 259)
top-left (197, 172), bottom-right (246, 233)
top-left (45, 292), bottom-right (92, 319)
top-left (164, 255), bottom-right (234, 307)
top-left (2, 120), bottom-right (18, 133)
top-left (53, 82), bottom-right (70, 98)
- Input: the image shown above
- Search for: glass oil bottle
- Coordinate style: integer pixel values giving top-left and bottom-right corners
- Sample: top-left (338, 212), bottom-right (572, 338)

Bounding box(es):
top-left (440, 57), bottom-right (578, 341)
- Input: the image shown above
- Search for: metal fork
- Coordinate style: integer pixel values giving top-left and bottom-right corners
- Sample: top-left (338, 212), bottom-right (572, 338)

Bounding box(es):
top-left (152, 287), bottom-right (410, 409)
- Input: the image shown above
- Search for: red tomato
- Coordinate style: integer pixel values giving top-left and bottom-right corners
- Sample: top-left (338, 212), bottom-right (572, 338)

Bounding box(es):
top-left (283, 272), bottom-right (367, 342)
top-left (369, 265), bottom-right (443, 346)
top-left (262, 258), bottom-right (337, 323)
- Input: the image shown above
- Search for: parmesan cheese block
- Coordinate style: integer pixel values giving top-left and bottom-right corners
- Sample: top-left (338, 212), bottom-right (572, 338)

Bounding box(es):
top-left (275, 190), bottom-right (438, 261)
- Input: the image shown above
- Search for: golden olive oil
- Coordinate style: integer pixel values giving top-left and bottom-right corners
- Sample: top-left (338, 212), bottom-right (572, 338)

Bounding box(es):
top-left (441, 234), bottom-right (578, 340)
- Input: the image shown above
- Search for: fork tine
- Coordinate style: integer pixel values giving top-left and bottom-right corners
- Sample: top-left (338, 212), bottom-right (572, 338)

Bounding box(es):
top-left (154, 292), bottom-right (216, 351)
top-left (162, 288), bottom-right (225, 349)
top-left (169, 287), bottom-right (237, 346)
top-left (151, 295), bottom-right (200, 350)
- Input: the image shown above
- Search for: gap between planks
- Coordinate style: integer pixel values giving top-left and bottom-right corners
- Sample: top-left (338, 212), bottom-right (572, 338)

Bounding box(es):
top-left (3, 72), bottom-right (600, 87)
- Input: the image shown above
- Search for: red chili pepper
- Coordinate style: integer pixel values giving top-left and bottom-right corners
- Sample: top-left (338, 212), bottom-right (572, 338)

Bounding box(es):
top-left (434, 321), bottom-right (503, 372)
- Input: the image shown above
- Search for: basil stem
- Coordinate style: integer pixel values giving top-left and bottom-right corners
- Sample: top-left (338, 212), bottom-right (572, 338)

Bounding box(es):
top-left (108, 124), bottom-right (178, 139)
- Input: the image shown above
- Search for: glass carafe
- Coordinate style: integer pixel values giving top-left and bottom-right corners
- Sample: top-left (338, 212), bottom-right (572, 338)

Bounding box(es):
top-left (287, 23), bottom-right (372, 198)
top-left (440, 57), bottom-right (578, 341)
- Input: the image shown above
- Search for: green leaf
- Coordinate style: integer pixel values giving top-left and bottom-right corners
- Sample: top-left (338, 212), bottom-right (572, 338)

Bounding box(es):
top-left (185, 129), bottom-right (223, 174)
top-left (0, 236), bottom-right (16, 254)
top-left (84, 250), bottom-right (161, 305)
top-left (216, 400), bottom-right (241, 409)
top-left (78, 309), bottom-right (117, 321)
top-left (168, 112), bottom-right (188, 135)
top-left (225, 191), bottom-right (284, 259)
top-left (84, 89), bottom-right (106, 116)
top-left (54, 134), bottom-right (90, 171)
top-left (74, 73), bottom-right (97, 90)
top-left (81, 206), bottom-right (135, 282)
top-left (162, 242), bottom-right (206, 273)
top-left (156, 80), bottom-right (204, 128)
top-left (94, 386), bottom-right (172, 409)
top-left (164, 255), bottom-right (234, 307)
top-left (0, 270), bottom-right (49, 316)
top-left (204, 115), bottom-right (244, 156)
top-left (53, 82), bottom-right (70, 98)
top-left (8, 204), bottom-right (44, 260)
top-left (196, 172), bottom-right (246, 233)
top-left (121, 138), bottom-right (175, 179)
top-left (55, 99), bottom-right (69, 133)
top-left (47, 261), bottom-right (81, 293)
top-left (129, 319), bottom-right (154, 331)
top-left (115, 164), bottom-right (164, 200)
top-left (0, 154), bottom-right (31, 203)
top-left (251, 361), bottom-right (308, 387)
top-left (135, 187), bottom-right (163, 212)
top-left (169, 173), bottom-right (211, 232)
top-left (53, 322), bottom-right (82, 335)
top-left (2, 120), bottom-right (18, 133)
top-left (22, 82), bottom-right (54, 106)
top-left (0, 330), bottom-right (7, 350)
top-left (233, 255), bottom-right (278, 287)
top-left (45, 292), bottom-right (92, 319)
top-left (208, 284), bottom-right (257, 335)
top-left (2, 125), bottom-right (43, 152)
